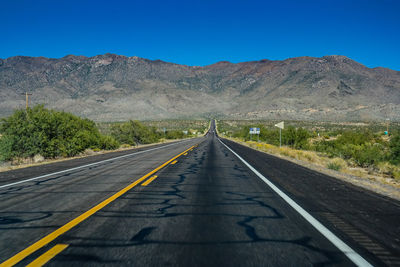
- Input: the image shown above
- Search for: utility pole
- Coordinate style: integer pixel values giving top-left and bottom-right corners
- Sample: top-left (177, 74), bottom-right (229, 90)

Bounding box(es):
top-left (274, 121), bottom-right (284, 148)
top-left (21, 92), bottom-right (32, 111)
top-left (386, 118), bottom-right (390, 135)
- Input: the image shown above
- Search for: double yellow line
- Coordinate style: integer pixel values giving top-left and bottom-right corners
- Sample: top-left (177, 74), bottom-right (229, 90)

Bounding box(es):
top-left (1, 144), bottom-right (197, 267)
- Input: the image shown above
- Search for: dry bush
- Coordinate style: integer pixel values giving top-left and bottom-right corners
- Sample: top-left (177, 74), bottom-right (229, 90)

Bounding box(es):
top-left (33, 154), bottom-right (44, 163)
top-left (377, 162), bottom-right (400, 180)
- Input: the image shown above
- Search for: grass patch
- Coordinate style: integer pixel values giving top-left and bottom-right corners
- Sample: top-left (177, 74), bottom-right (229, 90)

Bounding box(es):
top-left (327, 162), bottom-right (342, 171)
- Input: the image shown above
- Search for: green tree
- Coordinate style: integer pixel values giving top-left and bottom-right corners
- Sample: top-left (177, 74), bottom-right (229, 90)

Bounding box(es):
top-left (283, 126), bottom-right (310, 149)
top-left (111, 120), bottom-right (160, 145)
top-left (165, 130), bottom-right (185, 139)
top-left (0, 105), bottom-right (119, 160)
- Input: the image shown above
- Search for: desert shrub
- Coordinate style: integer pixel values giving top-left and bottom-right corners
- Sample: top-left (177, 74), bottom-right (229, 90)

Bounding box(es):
top-left (303, 153), bottom-right (315, 162)
top-left (389, 134), bottom-right (400, 165)
top-left (313, 130), bottom-right (387, 168)
top-left (283, 126), bottom-right (310, 149)
top-left (352, 143), bottom-right (385, 168)
top-left (228, 124), bottom-right (311, 149)
top-left (377, 162), bottom-right (400, 179)
top-left (261, 129), bottom-right (280, 146)
top-left (294, 127), bottom-right (310, 149)
top-left (111, 120), bottom-right (160, 145)
top-left (314, 140), bottom-right (336, 156)
top-left (0, 135), bottom-right (15, 161)
top-left (327, 162), bottom-right (342, 171)
top-left (99, 135), bottom-right (120, 150)
top-left (283, 126), bottom-right (296, 147)
top-left (336, 130), bottom-right (374, 146)
top-left (340, 144), bottom-right (358, 160)
top-left (165, 130), bottom-right (185, 139)
top-left (315, 130), bottom-right (375, 155)
top-left (393, 171), bottom-right (400, 180)
top-left (0, 105), bottom-right (118, 160)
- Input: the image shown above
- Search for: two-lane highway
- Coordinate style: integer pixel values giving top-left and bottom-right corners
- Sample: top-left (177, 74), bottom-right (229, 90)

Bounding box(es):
top-left (0, 138), bottom-right (202, 266)
top-left (1, 121), bottom-right (400, 266)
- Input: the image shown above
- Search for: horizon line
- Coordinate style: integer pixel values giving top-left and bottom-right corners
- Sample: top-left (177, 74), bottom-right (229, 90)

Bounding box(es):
top-left (1, 53), bottom-right (398, 71)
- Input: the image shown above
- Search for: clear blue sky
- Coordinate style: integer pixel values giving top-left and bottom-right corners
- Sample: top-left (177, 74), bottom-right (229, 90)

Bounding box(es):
top-left (2, 0), bottom-right (400, 70)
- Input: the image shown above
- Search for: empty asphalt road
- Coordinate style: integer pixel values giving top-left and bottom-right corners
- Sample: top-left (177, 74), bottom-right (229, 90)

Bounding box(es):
top-left (1, 121), bottom-right (400, 266)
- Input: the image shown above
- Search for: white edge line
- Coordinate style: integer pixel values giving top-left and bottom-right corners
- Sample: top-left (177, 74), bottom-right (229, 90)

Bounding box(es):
top-left (0, 139), bottom-right (195, 190)
top-left (218, 138), bottom-right (373, 267)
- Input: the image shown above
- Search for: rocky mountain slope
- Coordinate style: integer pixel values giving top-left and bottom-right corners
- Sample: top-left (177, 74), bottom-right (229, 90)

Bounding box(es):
top-left (1, 54), bottom-right (399, 121)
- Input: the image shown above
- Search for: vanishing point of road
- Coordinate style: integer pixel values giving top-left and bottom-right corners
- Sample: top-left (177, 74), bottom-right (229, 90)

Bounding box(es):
top-left (0, 121), bottom-right (400, 266)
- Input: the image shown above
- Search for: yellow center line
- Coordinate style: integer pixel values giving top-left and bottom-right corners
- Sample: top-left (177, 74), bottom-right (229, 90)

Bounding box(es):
top-left (0, 144), bottom-right (196, 267)
top-left (26, 244), bottom-right (68, 267)
top-left (183, 153), bottom-right (188, 155)
top-left (170, 160), bottom-right (178, 165)
top-left (141, 175), bottom-right (158, 186)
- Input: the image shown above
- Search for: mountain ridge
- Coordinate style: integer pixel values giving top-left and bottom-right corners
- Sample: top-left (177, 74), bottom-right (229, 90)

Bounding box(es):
top-left (2, 54), bottom-right (398, 71)
top-left (1, 54), bottom-right (399, 121)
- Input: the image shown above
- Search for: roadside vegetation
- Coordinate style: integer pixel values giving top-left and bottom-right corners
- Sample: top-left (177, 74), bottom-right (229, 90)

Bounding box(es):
top-left (0, 105), bottom-right (207, 168)
top-left (0, 105), bottom-right (119, 161)
top-left (108, 120), bottom-right (206, 145)
top-left (218, 120), bottom-right (400, 181)
top-left (98, 120), bottom-right (208, 138)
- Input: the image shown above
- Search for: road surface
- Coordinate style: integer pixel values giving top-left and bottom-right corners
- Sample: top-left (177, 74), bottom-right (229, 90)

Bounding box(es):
top-left (0, 121), bottom-right (399, 266)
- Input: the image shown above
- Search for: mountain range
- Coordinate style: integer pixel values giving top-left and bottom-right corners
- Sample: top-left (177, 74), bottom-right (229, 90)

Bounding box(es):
top-left (1, 54), bottom-right (399, 121)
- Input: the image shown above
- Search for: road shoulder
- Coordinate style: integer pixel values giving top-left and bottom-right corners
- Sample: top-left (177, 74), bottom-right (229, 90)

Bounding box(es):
top-left (222, 137), bottom-right (400, 202)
